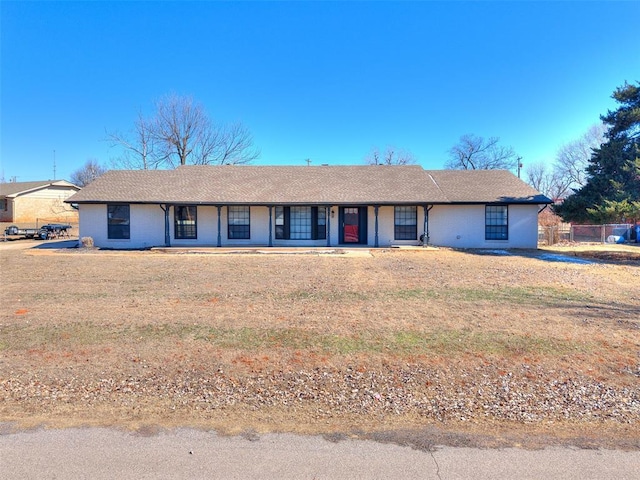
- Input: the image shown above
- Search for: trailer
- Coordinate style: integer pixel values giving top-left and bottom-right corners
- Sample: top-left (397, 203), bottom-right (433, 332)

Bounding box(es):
top-left (39, 224), bottom-right (73, 239)
top-left (4, 225), bottom-right (42, 239)
top-left (4, 224), bottom-right (72, 240)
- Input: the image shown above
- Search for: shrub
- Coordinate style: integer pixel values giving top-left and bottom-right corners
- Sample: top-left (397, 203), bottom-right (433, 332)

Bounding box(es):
top-left (81, 237), bottom-right (94, 248)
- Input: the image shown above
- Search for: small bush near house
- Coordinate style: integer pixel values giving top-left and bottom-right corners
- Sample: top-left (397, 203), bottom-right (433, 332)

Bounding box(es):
top-left (80, 236), bottom-right (94, 248)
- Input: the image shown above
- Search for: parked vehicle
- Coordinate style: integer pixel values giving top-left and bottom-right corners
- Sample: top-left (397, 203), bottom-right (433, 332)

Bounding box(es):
top-left (4, 224), bottom-right (72, 240)
top-left (4, 225), bottom-right (42, 239)
top-left (38, 224), bottom-right (73, 239)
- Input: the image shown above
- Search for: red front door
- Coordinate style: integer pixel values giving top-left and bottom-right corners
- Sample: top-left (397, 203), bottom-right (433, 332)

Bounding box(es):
top-left (342, 207), bottom-right (360, 243)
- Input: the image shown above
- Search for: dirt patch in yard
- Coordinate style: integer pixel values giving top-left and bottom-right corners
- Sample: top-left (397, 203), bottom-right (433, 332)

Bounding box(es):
top-left (1, 245), bottom-right (638, 449)
top-left (542, 243), bottom-right (640, 265)
top-left (572, 250), bottom-right (640, 265)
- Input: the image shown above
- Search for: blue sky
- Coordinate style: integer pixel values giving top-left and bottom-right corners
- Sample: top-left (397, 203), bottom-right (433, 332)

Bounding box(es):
top-left (1, 1), bottom-right (639, 182)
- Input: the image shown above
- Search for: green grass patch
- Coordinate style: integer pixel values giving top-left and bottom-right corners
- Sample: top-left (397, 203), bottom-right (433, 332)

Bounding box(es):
top-left (0, 322), bottom-right (588, 357)
top-left (390, 330), bottom-right (579, 355)
top-left (285, 290), bottom-right (370, 301)
top-left (21, 291), bottom-right (113, 301)
top-left (17, 286), bottom-right (594, 310)
top-left (387, 286), bottom-right (594, 306)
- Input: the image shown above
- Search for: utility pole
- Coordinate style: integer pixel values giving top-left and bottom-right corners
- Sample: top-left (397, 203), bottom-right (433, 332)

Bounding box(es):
top-left (53, 150), bottom-right (57, 179)
top-left (305, 158), bottom-right (312, 166)
top-left (517, 156), bottom-right (523, 178)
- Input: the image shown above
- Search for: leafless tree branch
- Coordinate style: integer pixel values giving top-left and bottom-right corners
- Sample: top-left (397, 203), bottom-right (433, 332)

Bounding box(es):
top-left (525, 161), bottom-right (572, 200)
top-left (107, 111), bottom-right (162, 170)
top-left (446, 134), bottom-right (518, 171)
top-left (107, 94), bottom-right (260, 169)
top-left (364, 146), bottom-right (417, 165)
top-left (554, 123), bottom-right (607, 190)
top-left (70, 158), bottom-right (107, 187)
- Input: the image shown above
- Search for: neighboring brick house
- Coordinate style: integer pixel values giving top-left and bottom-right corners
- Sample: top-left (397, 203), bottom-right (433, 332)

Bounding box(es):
top-left (0, 180), bottom-right (80, 224)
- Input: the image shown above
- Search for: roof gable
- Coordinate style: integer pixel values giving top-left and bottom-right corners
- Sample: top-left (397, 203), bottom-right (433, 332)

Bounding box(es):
top-left (0, 180), bottom-right (80, 197)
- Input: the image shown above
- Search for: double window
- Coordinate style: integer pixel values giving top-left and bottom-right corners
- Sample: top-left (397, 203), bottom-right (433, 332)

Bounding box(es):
top-left (175, 206), bottom-right (197, 239)
top-left (394, 206), bottom-right (417, 240)
top-left (485, 205), bottom-right (508, 240)
top-left (107, 204), bottom-right (130, 239)
top-left (275, 206), bottom-right (326, 240)
top-left (228, 206), bottom-right (250, 239)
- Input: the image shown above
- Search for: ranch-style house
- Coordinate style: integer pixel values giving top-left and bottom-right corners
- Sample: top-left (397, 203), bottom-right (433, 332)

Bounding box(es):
top-left (66, 165), bottom-right (552, 249)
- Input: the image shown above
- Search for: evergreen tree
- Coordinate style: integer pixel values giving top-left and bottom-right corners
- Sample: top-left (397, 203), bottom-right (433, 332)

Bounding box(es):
top-left (555, 82), bottom-right (640, 223)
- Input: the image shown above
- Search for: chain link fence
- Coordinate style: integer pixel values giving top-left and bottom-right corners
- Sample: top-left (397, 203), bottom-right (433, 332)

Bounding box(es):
top-left (539, 224), bottom-right (638, 245)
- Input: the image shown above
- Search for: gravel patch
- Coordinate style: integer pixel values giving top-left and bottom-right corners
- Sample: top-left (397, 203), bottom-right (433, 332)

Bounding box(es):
top-left (2, 362), bottom-right (638, 425)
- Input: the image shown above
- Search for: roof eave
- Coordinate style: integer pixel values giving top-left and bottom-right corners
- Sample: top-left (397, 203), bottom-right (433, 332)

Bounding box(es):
top-left (5, 182), bottom-right (80, 198)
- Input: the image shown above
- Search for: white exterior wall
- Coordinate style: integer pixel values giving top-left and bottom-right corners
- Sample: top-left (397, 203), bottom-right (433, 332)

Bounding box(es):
top-left (228, 206), bottom-right (270, 246)
top-left (374, 206), bottom-right (393, 246)
top-left (79, 204), bottom-right (164, 249)
top-left (80, 203), bottom-right (540, 249)
top-left (78, 204), bottom-right (107, 246)
top-left (171, 205), bottom-right (218, 246)
top-left (374, 206), bottom-right (427, 247)
top-left (132, 205), bottom-right (166, 248)
top-left (428, 204), bottom-right (540, 249)
top-left (328, 207), bottom-right (339, 246)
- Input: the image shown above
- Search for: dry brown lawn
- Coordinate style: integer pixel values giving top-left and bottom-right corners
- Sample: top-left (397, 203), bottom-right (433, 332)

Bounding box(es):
top-left (1, 241), bottom-right (639, 449)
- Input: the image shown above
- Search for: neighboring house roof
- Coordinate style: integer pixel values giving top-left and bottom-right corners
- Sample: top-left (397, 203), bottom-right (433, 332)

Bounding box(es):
top-left (66, 166), bottom-right (552, 206)
top-left (0, 180), bottom-right (80, 197)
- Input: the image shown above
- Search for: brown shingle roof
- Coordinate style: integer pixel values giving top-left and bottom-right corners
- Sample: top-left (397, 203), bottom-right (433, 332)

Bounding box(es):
top-left (1, 180), bottom-right (79, 197)
top-left (427, 170), bottom-right (551, 204)
top-left (66, 166), bottom-right (551, 205)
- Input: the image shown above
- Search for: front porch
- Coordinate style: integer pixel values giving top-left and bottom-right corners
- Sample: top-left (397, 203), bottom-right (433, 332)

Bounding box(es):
top-left (159, 203), bottom-right (431, 249)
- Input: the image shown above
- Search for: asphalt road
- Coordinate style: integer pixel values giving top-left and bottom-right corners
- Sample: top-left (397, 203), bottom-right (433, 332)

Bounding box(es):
top-left (1, 428), bottom-right (638, 479)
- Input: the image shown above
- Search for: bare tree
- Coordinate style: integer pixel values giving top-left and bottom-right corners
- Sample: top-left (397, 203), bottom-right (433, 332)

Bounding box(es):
top-left (108, 111), bottom-right (161, 170)
top-left (446, 134), bottom-right (519, 171)
top-left (153, 93), bottom-right (260, 167)
top-left (554, 123), bottom-right (607, 190)
top-left (108, 94), bottom-right (260, 169)
top-left (364, 146), bottom-right (417, 165)
top-left (525, 161), bottom-right (572, 200)
top-left (198, 121), bottom-right (261, 166)
top-left (524, 124), bottom-right (608, 201)
top-left (70, 159), bottom-right (107, 187)
top-left (153, 94), bottom-right (207, 167)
